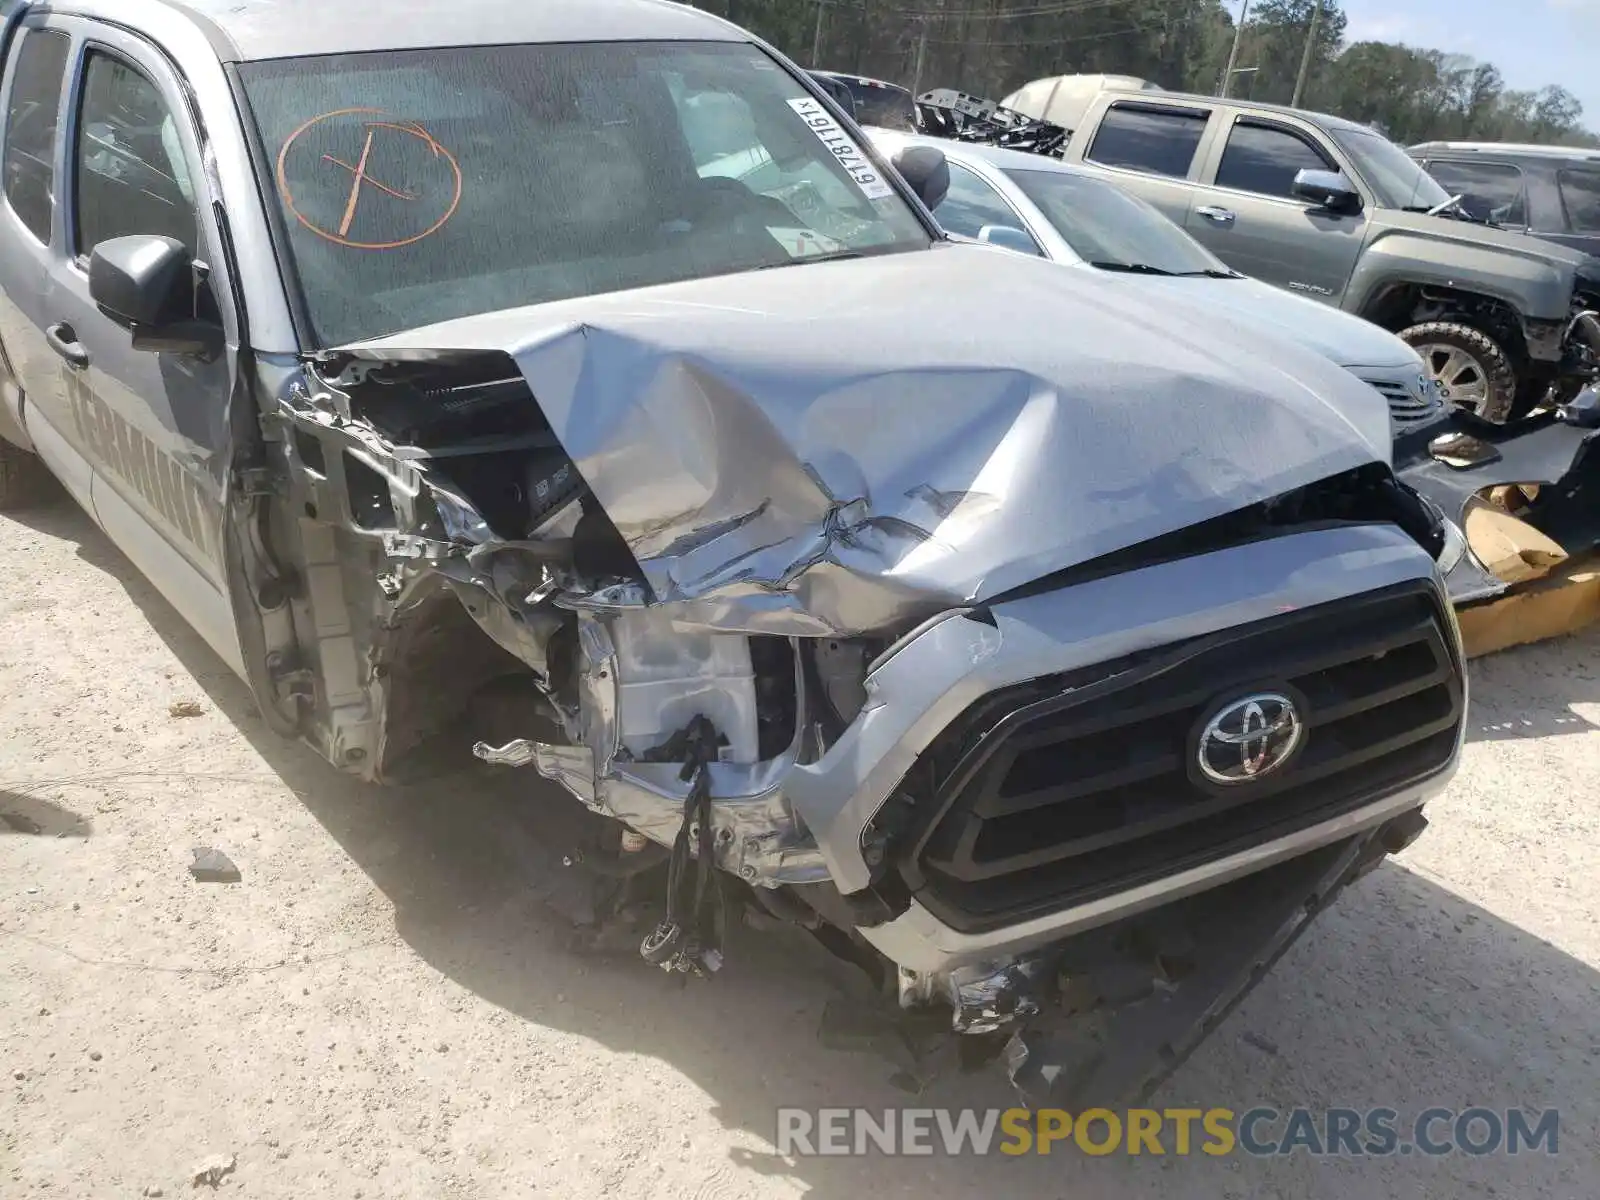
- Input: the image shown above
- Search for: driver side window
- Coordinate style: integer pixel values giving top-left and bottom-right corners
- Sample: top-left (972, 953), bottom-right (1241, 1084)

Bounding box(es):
top-left (73, 50), bottom-right (198, 259)
top-left (934, 163), bottom-right (1041, 252)
top-left (1215, 122), bottom-right (1336, 200)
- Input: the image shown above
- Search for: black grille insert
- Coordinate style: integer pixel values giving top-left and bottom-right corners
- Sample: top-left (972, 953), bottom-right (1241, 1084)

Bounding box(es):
top-left (895, 582), bottom-right (1463, 933)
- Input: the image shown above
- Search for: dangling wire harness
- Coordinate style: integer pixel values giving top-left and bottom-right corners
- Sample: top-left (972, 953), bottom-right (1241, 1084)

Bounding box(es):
top-left (639, 715), bottom-right (728, 978)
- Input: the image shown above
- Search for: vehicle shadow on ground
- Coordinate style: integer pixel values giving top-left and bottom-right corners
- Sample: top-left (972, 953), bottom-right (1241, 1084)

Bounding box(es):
top-left (20, 495), bottom-right (1600, 1199)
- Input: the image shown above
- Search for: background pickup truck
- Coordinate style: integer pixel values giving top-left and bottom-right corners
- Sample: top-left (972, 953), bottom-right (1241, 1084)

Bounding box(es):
top-left (1003, 80), bottom-right (1600, 425)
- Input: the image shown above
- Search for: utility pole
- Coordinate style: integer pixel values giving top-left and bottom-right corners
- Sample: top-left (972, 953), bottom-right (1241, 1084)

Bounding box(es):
top-left (911, 13), bottom-right (930, 96)
top-left (811, 0), bottom-right (825, 66)
top-left (1291, 0), bottom-right (1323, 108)
top-left (911, 0), bottom-right (944, 97)
top-left (1218, 0), bottom-right (1249, 98)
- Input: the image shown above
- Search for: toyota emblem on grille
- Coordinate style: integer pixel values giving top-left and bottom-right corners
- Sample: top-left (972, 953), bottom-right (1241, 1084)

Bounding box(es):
top-left (1196, 692), bottom-right (1304, 785)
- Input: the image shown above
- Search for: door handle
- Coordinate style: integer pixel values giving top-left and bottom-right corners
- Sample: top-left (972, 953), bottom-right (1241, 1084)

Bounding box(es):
top-left (1196, 205), bottom-right (1236, 225)
top-left (45, 322), bottom-right (89, 368)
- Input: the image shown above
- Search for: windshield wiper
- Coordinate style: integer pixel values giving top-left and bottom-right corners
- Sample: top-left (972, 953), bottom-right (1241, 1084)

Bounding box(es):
top-left (751, 249), bottom-right (865, 272)
top-left (750, 245), bottom-right (916, 272)
top-left (1402, 201), bottom-right (1495, 227)
top-left (1176, 268), bottom-right (1242, 279)
top-left (1089, 261), bottom-right (1176, 276)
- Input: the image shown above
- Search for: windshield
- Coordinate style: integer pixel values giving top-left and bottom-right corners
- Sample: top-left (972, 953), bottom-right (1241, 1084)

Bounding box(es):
top-left (1003, 167), bottom-right (1231, 276)
top-left (1327, 126), bottom-right (1451, 210)
top-left (239, 42), bottom-right (930, 346)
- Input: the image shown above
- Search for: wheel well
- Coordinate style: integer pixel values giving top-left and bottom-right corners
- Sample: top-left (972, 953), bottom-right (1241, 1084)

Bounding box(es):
top-left (1361, 284), bottom-right (1529, 362)
top-left (376, 583), bottom-right (545, 779)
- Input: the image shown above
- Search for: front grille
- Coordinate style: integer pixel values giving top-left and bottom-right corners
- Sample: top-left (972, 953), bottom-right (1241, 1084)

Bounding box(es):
top-left (895, 581), bottom-right (1463, 933)
top-left (1366, 378), bottom-right (1441, 426)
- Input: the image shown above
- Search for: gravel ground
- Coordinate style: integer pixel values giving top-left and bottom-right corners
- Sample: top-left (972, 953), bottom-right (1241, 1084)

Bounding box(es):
top-left (2, 491), bottom-right (1597, 1199)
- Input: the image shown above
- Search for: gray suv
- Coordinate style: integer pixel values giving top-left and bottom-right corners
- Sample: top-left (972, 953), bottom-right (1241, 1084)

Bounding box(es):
top-left (1008, 80), bottom-right (1600, 424)
top-left (0, 0), bottom-right (1465, 1104)
top-left (1409, 141), bottom-right (1600, 259)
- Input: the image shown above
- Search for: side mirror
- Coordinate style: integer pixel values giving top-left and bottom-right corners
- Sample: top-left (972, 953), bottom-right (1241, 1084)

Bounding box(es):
top-left (88, 234), bottom-right (221, 359)
top-left (891, 145), bottom-right (950, 211)
top-left (977, 224), bottom-right (1041, 255)
top-left (1292, 168), bottom-right (1362, 214)
top-left (89, 234), bottom-right (191, 326)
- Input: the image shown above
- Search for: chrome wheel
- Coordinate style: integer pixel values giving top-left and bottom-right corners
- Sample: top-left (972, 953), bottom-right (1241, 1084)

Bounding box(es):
top-left (1415, 342), bottom-right (1491, 416)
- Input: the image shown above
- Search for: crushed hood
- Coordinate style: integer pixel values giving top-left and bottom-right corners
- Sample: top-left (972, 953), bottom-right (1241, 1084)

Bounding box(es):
top-left (338, 243), bottom-right (1393, 635)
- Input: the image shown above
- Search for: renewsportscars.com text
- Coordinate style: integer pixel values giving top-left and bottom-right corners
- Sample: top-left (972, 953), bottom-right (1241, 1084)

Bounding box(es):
top-left (775, 1106), bottom-right (1560, 1158)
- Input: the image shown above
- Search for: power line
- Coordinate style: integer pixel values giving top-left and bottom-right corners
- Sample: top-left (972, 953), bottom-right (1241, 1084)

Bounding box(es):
top-left (809, 0), bottom-right (1139, 22)
top-left (922, 13), bottom-right (1205, 47)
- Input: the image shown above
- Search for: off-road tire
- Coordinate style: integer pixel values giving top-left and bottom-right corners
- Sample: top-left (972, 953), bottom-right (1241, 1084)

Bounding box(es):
top-left (1400, 321), bottom-right (1519, 423)
top-left (0, 437), bottom-right (55, 510)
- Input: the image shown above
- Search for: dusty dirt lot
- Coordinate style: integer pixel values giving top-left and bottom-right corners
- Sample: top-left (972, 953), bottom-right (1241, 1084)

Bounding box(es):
top-left (2, 489), bottom-right (1598, 1199)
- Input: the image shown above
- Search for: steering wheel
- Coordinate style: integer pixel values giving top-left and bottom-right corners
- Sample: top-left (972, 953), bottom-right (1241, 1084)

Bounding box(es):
top-left (697, 175), bottom-right (760, 205)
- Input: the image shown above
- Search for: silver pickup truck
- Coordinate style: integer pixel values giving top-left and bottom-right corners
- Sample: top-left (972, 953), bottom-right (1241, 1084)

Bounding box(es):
top-left (1000, 78), bottom-right (1600, 425)
top-left (0, 0), bottom-right (1466, 1104)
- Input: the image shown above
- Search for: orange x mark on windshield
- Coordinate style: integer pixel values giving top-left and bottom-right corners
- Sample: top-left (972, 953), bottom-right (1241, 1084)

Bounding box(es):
top-left (320, 124), bottom-right (421, 238)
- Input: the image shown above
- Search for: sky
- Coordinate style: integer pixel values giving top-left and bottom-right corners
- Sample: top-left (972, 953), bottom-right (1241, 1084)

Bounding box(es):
top-left (1331, 0), bottom-right (1600, 129)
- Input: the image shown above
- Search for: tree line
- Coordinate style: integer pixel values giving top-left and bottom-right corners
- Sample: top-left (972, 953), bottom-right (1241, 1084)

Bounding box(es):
top-left (691, 0), bottom-right (1597, 147)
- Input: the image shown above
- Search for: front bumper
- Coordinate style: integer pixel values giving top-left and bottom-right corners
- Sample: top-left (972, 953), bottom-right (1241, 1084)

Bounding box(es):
top-left (865, 769), bottom-right (1446, 975)
top-left (1397, 409), bottom-right (1600, 604)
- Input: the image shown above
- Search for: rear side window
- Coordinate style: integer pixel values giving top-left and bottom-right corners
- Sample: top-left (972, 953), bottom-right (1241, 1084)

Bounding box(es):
top-left (73, 52), bottom-right (198, 257)
top-left (1425, 159), bottom-right (1527, 226)
top-left (1215, 121), bottom-right (1335, 199)
top-left (1559, 169), bottom-right (1600, 233)
top-left (1086, 105), bottom-right (1208, 179)
top-left (2, 28), bottom-right (71, 243)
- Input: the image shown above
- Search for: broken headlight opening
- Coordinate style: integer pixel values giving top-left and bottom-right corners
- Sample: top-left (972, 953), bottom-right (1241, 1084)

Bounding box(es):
top-left (803, 635), bottom-right (890, 740)
top-left (1427, 501), bottom-right (1469, 576)
top-left (1386, 475), bottom-right (1465, 576)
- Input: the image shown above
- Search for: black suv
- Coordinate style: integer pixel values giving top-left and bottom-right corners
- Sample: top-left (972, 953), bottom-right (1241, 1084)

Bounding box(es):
top-left (1409, 141), bottom-right (1600, 258)
top-left (809, 70), bottom-right (917, 130)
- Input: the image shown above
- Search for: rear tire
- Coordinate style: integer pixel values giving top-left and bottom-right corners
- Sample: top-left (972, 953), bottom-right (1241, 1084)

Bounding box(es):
top-left (0, 437), bottom-right (56, 510)
top-left (1400, 321), bottom-right (1519, 423)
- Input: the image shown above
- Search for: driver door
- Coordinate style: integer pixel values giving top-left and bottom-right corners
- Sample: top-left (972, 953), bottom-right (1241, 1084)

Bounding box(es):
top-left (1186, 116), bottom-right (1366, 305)
top-left (38, 20), bottom-right (241, 667)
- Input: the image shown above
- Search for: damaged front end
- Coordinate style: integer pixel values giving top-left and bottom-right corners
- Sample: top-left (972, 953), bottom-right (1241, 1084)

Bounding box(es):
top-left (228, 252), bottom-right (1465, 1104)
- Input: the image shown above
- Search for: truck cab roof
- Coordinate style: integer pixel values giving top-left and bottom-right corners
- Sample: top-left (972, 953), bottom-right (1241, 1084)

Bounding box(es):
top-left (1001, 73), bottom-right (1373, 138)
